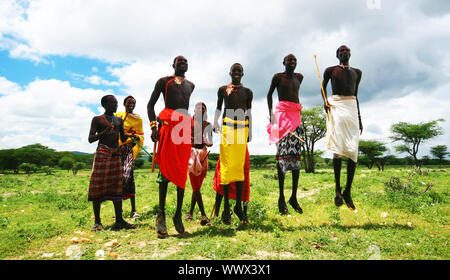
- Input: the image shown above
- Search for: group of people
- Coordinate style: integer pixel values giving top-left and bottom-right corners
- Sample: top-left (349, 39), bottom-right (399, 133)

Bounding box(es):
top-left (87, 45), bottom-right (363, 238)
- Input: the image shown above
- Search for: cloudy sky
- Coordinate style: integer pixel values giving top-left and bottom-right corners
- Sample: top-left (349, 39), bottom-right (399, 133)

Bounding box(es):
top-left (1, 0), bottom-right (449, 157)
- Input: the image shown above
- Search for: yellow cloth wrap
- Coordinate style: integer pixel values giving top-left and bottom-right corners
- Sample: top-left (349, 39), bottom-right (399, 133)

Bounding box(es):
top-left (115, 111), bottom-right (144, 160)
top-left (220, 117), bottom-right (249, 185)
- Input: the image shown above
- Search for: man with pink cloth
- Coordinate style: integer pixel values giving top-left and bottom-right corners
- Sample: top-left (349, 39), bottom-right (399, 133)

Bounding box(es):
top-left (267, 54), bottom-right (304, 215)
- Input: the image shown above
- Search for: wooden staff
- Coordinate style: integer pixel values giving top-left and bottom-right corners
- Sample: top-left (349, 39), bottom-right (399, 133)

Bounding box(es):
top-left (209, 202), bottom-right (216, 220)
top-left (289, 131), bottom-right (305, 143)
top-left (314, 55), bottom-right (332, 122)
top-left (151, 140), bottom-right (157, 172)
top-left (214, 128), bottom-right (229, 145)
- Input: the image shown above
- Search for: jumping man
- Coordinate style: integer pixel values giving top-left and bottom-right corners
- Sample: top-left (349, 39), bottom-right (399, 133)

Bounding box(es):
top-left (147, 56), bottom-right (194, 238)
top-left (267, 54), bottom-right (304, 215)
top-left (322, 45), bottom-right (363, 210)
top-left (213, 63), bottom-right (253, 225)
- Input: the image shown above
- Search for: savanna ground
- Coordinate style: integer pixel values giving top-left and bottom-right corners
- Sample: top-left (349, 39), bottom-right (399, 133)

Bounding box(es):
top-left (0, 164), bottom-right (449, 260)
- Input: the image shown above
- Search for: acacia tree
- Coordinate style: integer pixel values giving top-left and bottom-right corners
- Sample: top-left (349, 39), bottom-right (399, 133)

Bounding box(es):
top-left (59, 156), bottom-right (74, 172)
top-left (390, 119), bottom-right (444, 167)
top-left (358, 140), bottom-right (388, 170)
top-left (300, 105), bottom-right (327, 173)
top-left (430, 145), bottom-right (449, 164)
top-left (72, 162), bottom-right (85, 175)
top-left (19, 163), bottom-right (38, 175)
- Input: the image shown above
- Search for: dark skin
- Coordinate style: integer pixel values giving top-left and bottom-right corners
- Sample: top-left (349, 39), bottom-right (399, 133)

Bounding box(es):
top-left (187, 103), bottom-right (213, 225)
top-left (213, 64), bottom-right (253, 140)
top-left (148, 56), bottom-right (195, 142)
top-left (88, 97), bottom-right (127, 148)
top-left (322, 45), bottom-right (363, 210)
top-left (88, 95), bottom-right (133, 230)
top-left (146, 56), bottom-right (195, 237)
top-left (122, 97), bottom-right (139, 216)
top-left (213, 63), bottom-right (253, 225)
top-left (266, 54), bottom-right (304, 214)
top-left (322, 45), bottom-right (363, 133)
top-left (267, 54), bottom-right (303, 122)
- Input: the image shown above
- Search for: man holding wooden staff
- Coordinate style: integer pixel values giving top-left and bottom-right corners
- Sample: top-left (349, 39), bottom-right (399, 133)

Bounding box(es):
top-left (318, 45), bottom-right (362, 210)
top-left (147, 56), bottom-right (194, 238)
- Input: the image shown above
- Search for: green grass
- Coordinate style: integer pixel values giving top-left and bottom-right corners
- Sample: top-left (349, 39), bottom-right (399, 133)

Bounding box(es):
top-left (0, 165), bottom-right (449, 260)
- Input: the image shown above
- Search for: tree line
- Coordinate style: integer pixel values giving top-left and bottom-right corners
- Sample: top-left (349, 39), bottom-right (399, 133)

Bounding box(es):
top-left (0, 144), bottom-right (94, 175)
top-left (0, 111), bottom-right (447, 175)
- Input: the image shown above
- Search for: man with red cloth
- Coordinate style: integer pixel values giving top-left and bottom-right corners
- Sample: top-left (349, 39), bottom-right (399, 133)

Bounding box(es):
top-left (266, 54), bottom-right (305, 215)
top-left (147, 56), bottom-right (194, 238)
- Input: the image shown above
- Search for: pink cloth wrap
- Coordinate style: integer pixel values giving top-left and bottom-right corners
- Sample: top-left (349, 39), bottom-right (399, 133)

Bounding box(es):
top-left (267, 101), bottom-right (302, 144)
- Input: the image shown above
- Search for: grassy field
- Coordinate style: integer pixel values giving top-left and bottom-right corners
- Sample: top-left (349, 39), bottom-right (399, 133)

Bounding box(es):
top-left (0, 165), bottom-right (449, 260)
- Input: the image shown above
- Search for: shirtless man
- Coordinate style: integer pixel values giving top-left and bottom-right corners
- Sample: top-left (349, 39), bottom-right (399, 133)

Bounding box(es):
top-left (267, 54), bottom-right (304, 215)
top-left (213, 63), bottom-right (253, 225)
top-left (147, 56), bottom-right (195, 238)
top-left (88, 95), bottom-right (134, 231)
top-left (322, 45), bottom-right (362, 210)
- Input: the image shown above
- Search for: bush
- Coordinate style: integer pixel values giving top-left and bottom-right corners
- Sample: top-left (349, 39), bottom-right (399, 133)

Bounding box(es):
top-left (41, 166), bottom-right (54, 175)
top-left (72, 162), bottom-right (85, 175)
top-left (19, 163), bottom-right (38, 175)
top-left (134, 158), bottom-right (145, 169)
top-left (59, 157), bottom-right (74, 171)
top-left (383, 173), bottom-right (445, 213)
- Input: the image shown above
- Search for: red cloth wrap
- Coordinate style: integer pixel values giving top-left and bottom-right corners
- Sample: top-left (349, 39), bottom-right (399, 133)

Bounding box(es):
top-left (213, 148), bottom-right (250, 202)
top-left (189, 171), bottom-right (207, 191)
top-left (155, 108), bottom-right (192, 189)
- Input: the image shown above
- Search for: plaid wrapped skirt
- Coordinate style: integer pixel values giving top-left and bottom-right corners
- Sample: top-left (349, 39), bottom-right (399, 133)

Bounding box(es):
top-left (120, 143), bottom-right (136, 200)
top-left (88, 144), bottom-right (123, 202)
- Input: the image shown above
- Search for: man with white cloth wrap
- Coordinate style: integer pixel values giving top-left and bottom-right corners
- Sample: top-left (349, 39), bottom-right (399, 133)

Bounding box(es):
top-left (322, 45), bottom-right (362, 210)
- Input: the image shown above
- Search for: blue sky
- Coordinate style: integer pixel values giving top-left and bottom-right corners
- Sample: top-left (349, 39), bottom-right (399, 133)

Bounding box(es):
top-left (0, 0), bottom-right (449, 157)
top-left (0, 50), bottom-right (124, 94)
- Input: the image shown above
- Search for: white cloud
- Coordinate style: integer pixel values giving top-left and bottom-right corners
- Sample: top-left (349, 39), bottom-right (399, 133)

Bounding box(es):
top-left (68, 72), bottom-right (120, 87)
top-left (0, 77), bottom-right (112, 152)
top-left (0, 76), bottom-right (21, 95)
top-left (359, 84), bottom-right (450, 157)
top-left (0, 0), bottom-right (449, 156)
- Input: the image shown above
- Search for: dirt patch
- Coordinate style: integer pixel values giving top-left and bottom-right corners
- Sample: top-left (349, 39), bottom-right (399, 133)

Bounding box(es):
top-left (297, 184), bottom-right (333, 198)
top-left (0, 192), bottom-right (15, 198)
top-left (30, 190), bottom-right (43, 195)
top-left (255, 250), bottom-right (299, 259)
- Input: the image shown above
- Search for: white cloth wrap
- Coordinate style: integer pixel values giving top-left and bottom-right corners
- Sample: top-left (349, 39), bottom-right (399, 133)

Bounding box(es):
top-left (325, 95), bottom-right (360, 163)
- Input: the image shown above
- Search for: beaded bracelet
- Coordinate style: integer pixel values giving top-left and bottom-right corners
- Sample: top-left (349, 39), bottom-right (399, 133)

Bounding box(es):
top-left (150, 121), bottom-right (157, 129)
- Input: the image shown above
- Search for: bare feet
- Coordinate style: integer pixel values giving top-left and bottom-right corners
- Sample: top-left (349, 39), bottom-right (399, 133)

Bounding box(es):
top-left (334, 191), bottom-right (344, 207)
top-left (288, 197), bottom-right (303, 214)
top-left (342, 189), bottom-right (356, 210)
top-left (233, 205), bottom-right (248, 225)
top-left (173, 214), bottom-right (185, 234)
top-left (278, 197), bottom-right (288, 214)
top-left (221, 208), bottom-right (232, 225)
